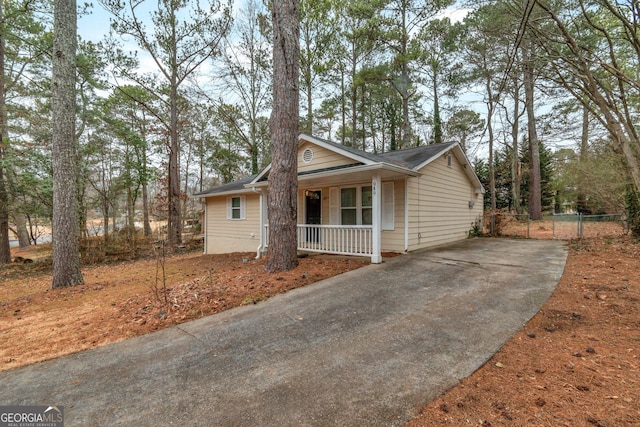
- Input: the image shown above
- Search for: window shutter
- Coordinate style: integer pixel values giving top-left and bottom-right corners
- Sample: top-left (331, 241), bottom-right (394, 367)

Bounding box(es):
top-left (329, 187), bottom-right (339, 224)
top-left (226, 197), bottom-right (232, 220)
top-left (240, 196), bottom-right (246, 220)
top-left (382, 182), bottom-right (394, 230)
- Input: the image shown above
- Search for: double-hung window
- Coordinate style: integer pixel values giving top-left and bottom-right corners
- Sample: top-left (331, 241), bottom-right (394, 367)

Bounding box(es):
top-left (331, 183), bottom-right (394, 228)
top-left (227, 196), bottom-right (245, 220)
top-left (340, 186), bottom-right (372, 225)
top-left (361, 186), bottom-right (372, 225)
top-left (340, 188), bottom-right (357, 225)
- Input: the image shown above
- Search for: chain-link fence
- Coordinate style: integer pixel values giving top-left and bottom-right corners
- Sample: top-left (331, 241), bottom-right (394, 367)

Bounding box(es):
top-left (486, 213), bottom-right (531, 238)
top-left (486, 213), bottom-right (627, 240)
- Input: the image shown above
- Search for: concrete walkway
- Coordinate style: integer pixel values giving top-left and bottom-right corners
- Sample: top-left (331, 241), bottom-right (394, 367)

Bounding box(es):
top-left (0, 238), bottom-right (567, 426)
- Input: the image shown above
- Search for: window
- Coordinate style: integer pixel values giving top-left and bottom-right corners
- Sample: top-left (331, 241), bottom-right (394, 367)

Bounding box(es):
top-left (227, 196), bottom-right (245, 220)
top-left (330, 183), bottom-right (394, 227)
top-left (341, 188), bottom-right (357, 225)
top-left (361, 186), bottom-right (372, 225)
top-left (339, 186), bottom-right (372, 225)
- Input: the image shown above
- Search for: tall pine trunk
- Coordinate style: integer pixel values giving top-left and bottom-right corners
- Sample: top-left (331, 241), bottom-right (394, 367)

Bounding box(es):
top-left (52, 0), bottom-right (84, 288)
top-left (511, 75), bottom-right (521, 214)
top-left (523, 41), bottom-right (542, 220)
top-left (267, 0), bottom-right (299, 273)
top-left (0, 1), bottom-right (11, 264)
top-left (486, 77), bottom-right (496, 218)
top-left (432, 75), bottom-right (442, 145)
top-left (340, 68), bottom-right (346, 144)
top-left (167, 6), bottom-right (182, 247)
top-left (399, 2), bottom-right (412, 149)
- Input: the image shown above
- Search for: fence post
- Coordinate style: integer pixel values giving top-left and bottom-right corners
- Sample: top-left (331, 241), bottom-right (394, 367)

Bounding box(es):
top-left (578, 213), bottom-right (583, 239)
top-left (527, 214), bottom-right (530, 238)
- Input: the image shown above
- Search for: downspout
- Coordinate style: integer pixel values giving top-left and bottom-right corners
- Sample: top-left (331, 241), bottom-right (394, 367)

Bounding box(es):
top-left (404, 177), bottom-right (409, 252)
top-left (252, 187), bottom-right (264, 259)
top-left (202, 198), bottom-right (207, 254)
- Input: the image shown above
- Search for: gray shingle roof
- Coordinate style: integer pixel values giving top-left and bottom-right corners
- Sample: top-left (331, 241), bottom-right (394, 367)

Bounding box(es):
top-left (311, 135), bottom-right (457, 169)
top-left (192, 174), bottom-right (257, 196)
top-left (378, 142), bottom-right (457, 169)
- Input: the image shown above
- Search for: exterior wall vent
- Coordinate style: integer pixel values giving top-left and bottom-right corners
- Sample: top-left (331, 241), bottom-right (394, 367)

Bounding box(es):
top-left (302, 148), bottom-right (314, 164)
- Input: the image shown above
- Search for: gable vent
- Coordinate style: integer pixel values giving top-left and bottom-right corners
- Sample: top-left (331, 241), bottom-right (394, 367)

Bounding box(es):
top-left (302, 148), bottom-right (314, 164)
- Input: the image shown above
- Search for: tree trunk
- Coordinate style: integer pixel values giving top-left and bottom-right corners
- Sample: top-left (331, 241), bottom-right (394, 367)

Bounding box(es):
top-left (350, 45), bottom-right (357, 147)
top-left (432, 75), bottom-right (442, 145)
top-left (140, 127), bottom-right (152, 237)
top-left (26, 214), bottom-right (38, 245)
top-left (15, 213), bottom-right (30, 248)
top-left (142, 179), bottom-right (151, 237)
top-left (167, 6), bottom-right (182, 247)
top-left (102, 200), bottom-right (110, 242)
top-left (51, 0), bottom-right (84, 288)
top-left (267, 0), bottom-right (299, 273)
top-left (511, 76), bottom-right (521, 214)
top-left (340, 68), bottom-right (346, 144)
top-left (399, 2), bottom-right (412, 149)
top-left (486, 75), bottom-right (496, 218)
top-left (127, 186), bottom-right (135, 236)
top-left (577, 103), bottom-right (589, 213)
top-left (523, 41), bottom-right (542, 220)
top-left (182, 139), bottom-right (191, 225)
top-left (0, 0), bottom-right (11, 264)
top-left (305, 41), bottom-right (313, 135)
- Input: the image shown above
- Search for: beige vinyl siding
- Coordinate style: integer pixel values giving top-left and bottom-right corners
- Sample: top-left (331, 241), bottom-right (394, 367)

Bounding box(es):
top-left (407, 153), bottom-right (483, 251)
top-left (380, 179), bottom-right (405, 253)
top-left (298, 141), bottom-right (358, 173)
top-left (205, 193), bottom-right (262, 254)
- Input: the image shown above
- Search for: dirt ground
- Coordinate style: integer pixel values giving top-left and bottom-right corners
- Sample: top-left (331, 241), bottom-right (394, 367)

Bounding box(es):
top-left (409, 226), bottom-right (640, 426)
top-left (1, 223), bottom-right (639, 426)
top-left (0, 248), bottom-right (369, 372)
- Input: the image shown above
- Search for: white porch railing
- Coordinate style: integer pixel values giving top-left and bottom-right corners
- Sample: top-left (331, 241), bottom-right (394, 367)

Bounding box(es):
top-left (263, 224), bottom-right (373, 256)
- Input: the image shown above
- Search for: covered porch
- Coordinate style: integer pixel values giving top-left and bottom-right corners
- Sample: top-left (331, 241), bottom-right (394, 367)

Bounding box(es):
top-left (250, 163), bottom-right (418, 264)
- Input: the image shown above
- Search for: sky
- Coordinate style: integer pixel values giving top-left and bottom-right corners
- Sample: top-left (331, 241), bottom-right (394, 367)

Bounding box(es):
top-left (77, 2), bottom-right (558, 159)
top-left (78, 4), bottom-right (112, 43)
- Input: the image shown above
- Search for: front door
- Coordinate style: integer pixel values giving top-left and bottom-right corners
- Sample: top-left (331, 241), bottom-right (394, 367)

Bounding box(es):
top-left (305, 190), bottom-right (321, 242)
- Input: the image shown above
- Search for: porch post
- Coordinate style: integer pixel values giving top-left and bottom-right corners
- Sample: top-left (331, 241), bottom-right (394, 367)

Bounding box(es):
top-left (371, 173), bottom-right (382, 264)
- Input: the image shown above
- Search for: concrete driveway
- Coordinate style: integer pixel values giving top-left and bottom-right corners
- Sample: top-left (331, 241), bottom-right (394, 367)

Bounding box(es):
top-left (0, 238), bottom-right (567, 426)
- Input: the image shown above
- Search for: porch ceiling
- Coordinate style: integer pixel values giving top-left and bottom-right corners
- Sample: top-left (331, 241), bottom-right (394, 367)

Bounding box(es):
top-left (298, 169), bottom-right (408, 187)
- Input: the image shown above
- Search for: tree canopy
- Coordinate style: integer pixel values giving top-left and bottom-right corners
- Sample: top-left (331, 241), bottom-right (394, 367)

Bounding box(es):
top-left (1, 0), bottom-right (639, 266)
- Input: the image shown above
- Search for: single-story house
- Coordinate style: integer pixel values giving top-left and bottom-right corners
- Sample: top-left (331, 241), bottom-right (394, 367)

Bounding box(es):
top-left (194, 134), bottom-right (484, 263)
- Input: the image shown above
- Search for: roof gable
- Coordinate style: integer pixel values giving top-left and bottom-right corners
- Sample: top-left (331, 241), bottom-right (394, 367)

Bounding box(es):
top-left (298, 139), bottom-right (364, 174)
top-left (298, 134), bottom-right (382, 165)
